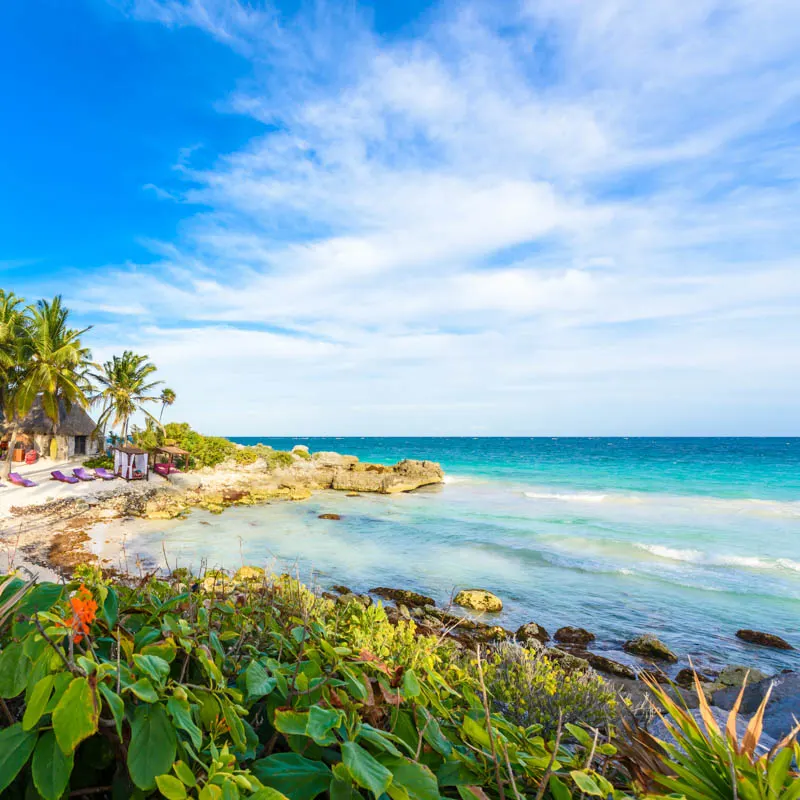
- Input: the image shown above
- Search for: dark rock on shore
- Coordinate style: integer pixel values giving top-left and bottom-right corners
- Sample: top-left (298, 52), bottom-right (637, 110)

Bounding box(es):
top-left (675, 667), bottom-right (716, 687)
top-left (545, 647), bottom-right (590, 672)
top-left (736, 629), bottom-right (794, 650)
top-left (623, 633), bottom-right (678, 663)
top-left (583, 653), bottom-right (636, 680)
top-left (370, 587), bottom-right (436, 607)
top-left (318, 513), bottom-right (341, 520)
top-left (638, 667), bottom-right (672, 684)
top-left (331, 584), bottom-right (353, 595)
top-left (554, 626), bottom-right (595, 647)
top-left (516, 621), bottom-right (550, 644)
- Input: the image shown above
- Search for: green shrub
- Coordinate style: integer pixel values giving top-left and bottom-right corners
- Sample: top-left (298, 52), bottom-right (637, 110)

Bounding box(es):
top-left (234, 449), bottom-right (259, 466)
top-left (0, 570), bottom-right (632, 800)
top-left (483, 642), bottom-right (617, 737)
top-left (161, 422), bottom-right (238, 468)
top-left (265, 450), bottom-right (294, 469)
top-left (82, 453), bottom-right (113, 469)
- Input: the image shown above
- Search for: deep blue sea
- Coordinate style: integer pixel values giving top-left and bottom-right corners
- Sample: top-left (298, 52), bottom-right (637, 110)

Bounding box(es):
top-left (115, 438), bottom-right (800, 674)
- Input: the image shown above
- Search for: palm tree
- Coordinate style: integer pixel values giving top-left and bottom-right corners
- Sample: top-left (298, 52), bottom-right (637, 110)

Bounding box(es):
top-left (159, 387), bottom-right (176, 422)
top-left (1, 296), bottom-right (92, 477)
top-left (90, 351), bottom-right (163, 442)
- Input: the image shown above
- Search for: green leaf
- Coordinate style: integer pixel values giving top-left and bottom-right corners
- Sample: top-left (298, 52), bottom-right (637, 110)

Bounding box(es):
top-left (128, 703), bottom-right (177, 791)
top-left (0, 723), bottom-right (37, 794)
top-left (99, 683), bottom-right (125, 740)
top-left (378, 757), bottom-right (439, 800)
top-left (460, 716), bottom-right (491, 750)
top-left (245, 660), bottom-right (276, 698)
top-left (0, 642), bottom-right (30, 698)
top-left (221, 699), bottom-right (246, 750)
top-left (141, 640), bottom-right (178, 663)
top-left (52, 677), bottom-right (99, 755)
top-left (342, 741), bottom-right (393, 799)
top-left (548, 776), bottom-right (572, 800)
top-left (156, 774), bottom-right (188, 799)
top-left (401, 669), bottom-right (421, 699)
top-left (173, 760), bottom-right (196, 787)
top-left (250, 789), bottom-right (291, 800)
top-left (252, 753), bottom-right (332, 800)
top-left (166, 696), bottom-right (202, 749)
top-left (306, 705), bottom-right (340, 746)
top-left (418, 708), bottom-right (452, 757)
top-left (570, 771), bottom-right (604, 797)
top-left (330, 777), bottom-right (360, 800)
top-left (17, 584), bottom-right (64, 616)
top-left (133, 654), bottom-right (171, 685)
top-left (127, 678), bottom-right (160, 703)
top-left (274, 709), bottom-right (311, 737)
top-left (23, 674), bottom-right (55, 731)
top-left (32, 729), bottom-right (74, 800)
top-left (102, 587), bottom-right (119, 628)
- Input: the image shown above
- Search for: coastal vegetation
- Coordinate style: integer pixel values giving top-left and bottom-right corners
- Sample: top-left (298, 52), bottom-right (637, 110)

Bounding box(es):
top-left (0, 293), bottom-right (93, 477)
top-left (0, 569), bottom-right (797, 799)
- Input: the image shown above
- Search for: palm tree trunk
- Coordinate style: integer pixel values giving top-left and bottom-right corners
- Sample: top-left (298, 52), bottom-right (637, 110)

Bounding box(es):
top-left (1, 426), bottom-right (19, 479)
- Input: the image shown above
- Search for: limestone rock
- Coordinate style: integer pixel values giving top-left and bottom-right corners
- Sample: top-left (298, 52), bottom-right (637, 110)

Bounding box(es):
top-left (736, 629), bottom-right (794, 650)
top-left (292, 445), bottom-right (310, 453)
top-left (554, 626), bottom-right (595, 646)
top-left (516, 621), bottom-right (550, 644)
top-left (312, 452), bottom-right (360, 467)
top-left (370, 587), bottom-right (435, 607)
top-left (623, 633), bottom-right (678, 663)
top-left (453, 589), bottom-right (503, 613)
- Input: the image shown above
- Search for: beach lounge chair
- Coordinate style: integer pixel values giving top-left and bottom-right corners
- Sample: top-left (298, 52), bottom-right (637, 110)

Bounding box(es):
top-left (52, 470), bottom-right (80, 484)
top-left (73, 467), bottom-right (96, 481)
top-left (9, 472), bottom-right (37, 488)
top-left (94, 468), bottom-right (117, 480)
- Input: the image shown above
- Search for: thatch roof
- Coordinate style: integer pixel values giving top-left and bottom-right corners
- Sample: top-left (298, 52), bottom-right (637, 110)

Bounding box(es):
top-left (1, 397), bottom-right (98, 437)
top-left (155, 445), bottom-right (189, 456)
top-left (115, 445), bottom-right (148, 455)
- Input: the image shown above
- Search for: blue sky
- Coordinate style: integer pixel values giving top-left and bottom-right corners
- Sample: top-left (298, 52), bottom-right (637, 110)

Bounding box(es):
top-left (2, 0), bottom-right (799, 435)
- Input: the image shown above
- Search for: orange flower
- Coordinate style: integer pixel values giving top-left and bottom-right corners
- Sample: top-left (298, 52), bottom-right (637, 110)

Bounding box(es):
top-left (66, 584), bottom-right (98, 644)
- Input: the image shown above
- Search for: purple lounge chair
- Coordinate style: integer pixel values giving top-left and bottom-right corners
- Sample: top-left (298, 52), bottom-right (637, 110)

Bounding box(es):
top-left (94, 468), bottom-right (117, 481)
top-left (9, 472), bottom-right (37, 488)
top-left (73, 467), bottom-right (96, 482)
top-left (52, 470), bottom-right (79, 484)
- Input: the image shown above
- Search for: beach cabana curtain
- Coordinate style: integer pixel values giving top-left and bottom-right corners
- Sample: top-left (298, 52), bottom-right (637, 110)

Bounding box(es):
top-left (114, 450), bottom-right (148, 480)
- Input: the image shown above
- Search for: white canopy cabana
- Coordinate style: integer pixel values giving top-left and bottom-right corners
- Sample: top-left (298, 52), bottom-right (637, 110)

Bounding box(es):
top-left (114, 445), bottom-right (149, 481)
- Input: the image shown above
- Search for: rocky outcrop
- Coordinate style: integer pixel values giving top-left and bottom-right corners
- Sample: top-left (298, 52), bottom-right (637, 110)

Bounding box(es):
top-left (370, 587), bottom-right (436, 607)
top-left (736, 629), bottom-right (794, 650)
top-left (623, 633), bottom-right (678, 663)
top-left (453, 589), bottom-right (503, 612)
top-left (555, 626), bottom-right (595, 647)
top-left (516, 621), bottom-right (550, 645)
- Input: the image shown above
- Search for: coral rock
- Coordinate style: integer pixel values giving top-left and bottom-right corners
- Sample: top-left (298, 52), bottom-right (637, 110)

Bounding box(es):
top-left (453, 589), bottom-right (503, 613)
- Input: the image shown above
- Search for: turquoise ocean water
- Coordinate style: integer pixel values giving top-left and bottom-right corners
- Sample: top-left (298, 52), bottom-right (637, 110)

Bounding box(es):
top-left (120, 438), bottom-right (800, 674)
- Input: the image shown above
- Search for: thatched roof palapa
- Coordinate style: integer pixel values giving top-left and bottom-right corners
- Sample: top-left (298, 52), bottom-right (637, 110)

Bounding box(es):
top-left (0, 397), bottom-right (98, 437)
top-left (155, 445), bottom-right (190, 456)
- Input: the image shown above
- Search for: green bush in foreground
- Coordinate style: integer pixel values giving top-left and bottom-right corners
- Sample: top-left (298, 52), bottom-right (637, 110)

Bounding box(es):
top-left (0, 570), bottom-right (797, 799)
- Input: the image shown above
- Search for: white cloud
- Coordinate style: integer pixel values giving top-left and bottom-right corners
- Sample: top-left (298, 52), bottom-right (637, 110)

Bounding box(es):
top-left (85, 0), bottom-right (800, 434)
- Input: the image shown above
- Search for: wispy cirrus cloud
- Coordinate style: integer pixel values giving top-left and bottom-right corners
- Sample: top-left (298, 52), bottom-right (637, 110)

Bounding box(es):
top-left (81, 0), bottom-right (800, 434)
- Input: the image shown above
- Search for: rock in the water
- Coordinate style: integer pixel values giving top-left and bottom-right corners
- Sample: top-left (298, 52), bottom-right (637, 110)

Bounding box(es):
top-left (736, 629), bottom-right (794, 651)
top-left (554, 626), bottom-right (595, 646)
top-left (331, 584), bottom-right (353, 595)
top-left (370, 587), bottom-right (436, 607)
top-left (331, 459), bottom-right (444, 494)
top-left (318, 513), bottom-right (341, 520)
top-left (516, 621), bottom-right (550, 644)
top-left (675, 668), bottom-right (715, 688)
top-left (453, 589), bottom-right (503, 613)
top-left (584, 653), bottom-right (636, 680)
top-left (717, 665), bottom-right (769, 688)
top-left (623, 634), bottom-right (678, 663)
top-left (638, 667), bottom-right (672, 684)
